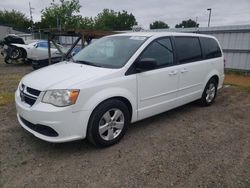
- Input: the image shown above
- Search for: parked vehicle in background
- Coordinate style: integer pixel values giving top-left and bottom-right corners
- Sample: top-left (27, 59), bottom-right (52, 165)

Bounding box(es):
top-left (31, 46), bottom-right (82, 70)
top-left (15, 32), bottom-right (224, 147)
top-left (0, 34), bottom-right (66, 64)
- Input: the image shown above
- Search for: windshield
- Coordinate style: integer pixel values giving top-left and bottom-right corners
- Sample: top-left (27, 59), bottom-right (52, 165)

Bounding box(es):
top-left (72, 36), bottom-right (148, 68)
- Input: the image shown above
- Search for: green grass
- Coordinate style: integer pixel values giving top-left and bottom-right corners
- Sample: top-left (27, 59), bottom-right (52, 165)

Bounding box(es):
top-left (0, 92), bottom-right (14, 106)
top-left (0, 74), bottom-right (21, 105)
top-left (225, 84), bottom-right (250, 93)
top-left (225, 69), bottom-right (250, 76)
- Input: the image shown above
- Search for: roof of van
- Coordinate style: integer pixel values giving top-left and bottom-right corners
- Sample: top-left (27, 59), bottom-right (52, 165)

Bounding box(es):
top-left (113, 32), bottom-right (215, 39)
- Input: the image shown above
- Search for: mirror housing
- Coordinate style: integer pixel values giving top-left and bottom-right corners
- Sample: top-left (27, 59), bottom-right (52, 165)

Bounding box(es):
top-left (135, 58), bottom-right (157, 72)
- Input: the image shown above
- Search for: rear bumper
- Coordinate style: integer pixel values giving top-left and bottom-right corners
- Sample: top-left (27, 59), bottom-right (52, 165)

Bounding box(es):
top-left (218, 74), bottom-right (225, 89)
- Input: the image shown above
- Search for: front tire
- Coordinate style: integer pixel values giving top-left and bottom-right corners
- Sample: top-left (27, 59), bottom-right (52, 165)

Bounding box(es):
top-left (200, 78), bottom-right (218, 106)
top-left (87, 99), bottom-right (130, 147)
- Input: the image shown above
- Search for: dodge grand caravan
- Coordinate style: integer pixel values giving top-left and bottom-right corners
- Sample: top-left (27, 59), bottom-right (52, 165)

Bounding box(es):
top-left (15, 32), bottom-right (224, 147)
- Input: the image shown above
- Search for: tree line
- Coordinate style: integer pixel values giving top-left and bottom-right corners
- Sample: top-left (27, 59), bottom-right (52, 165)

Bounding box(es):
top-left (0, 0), bottom-right (199, 31)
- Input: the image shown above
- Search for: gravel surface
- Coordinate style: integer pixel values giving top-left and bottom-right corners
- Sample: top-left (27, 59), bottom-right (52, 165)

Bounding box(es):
top-left (0, 60), bottom-right (250, 188)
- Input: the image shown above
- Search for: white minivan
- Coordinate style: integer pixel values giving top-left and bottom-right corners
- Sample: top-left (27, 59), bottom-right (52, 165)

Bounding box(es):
top-left (15, 32), bottom-right (224, 147)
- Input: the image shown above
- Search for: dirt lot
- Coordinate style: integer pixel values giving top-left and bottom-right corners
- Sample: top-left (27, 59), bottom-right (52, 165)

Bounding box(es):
top-left (1, 60), bottom-right (250, 188)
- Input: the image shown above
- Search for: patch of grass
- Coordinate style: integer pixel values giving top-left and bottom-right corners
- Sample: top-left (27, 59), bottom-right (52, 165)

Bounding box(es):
top-left (0, 74), bottom-right (22, 82)
top-left (224, 84), bottom-right (250, 93)
top-left (0, 74), bottom-right (21, 91)
top-left (0, 92), bottom-right (14, 106)
top-left (225, 69), bottom-right (250, 76)
top-left (238, 86), bottom-right (250, 92)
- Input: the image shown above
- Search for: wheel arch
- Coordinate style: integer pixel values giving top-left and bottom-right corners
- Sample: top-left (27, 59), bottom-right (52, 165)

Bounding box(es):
top-left (203, 70), bottom-right (220, 89)
top-left (18, 47), bottom-right (27, 58)
top-left (81, 87), bottom-right (137, 128)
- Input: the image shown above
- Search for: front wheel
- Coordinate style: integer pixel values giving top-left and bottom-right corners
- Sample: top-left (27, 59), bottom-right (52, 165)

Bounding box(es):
top-left (9, 47), bottom-right (22, 60)
top-left (87, 99), bottom-right (130, 147)
top-left (199, 78), bottom-right (218, 106)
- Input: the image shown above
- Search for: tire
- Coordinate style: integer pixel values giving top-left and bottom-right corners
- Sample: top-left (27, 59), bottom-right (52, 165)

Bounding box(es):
top-left (9, 47), bottom-right (22, 60)
top-left (199, 78), bottom-right (218, 106)
top-left (87, 99), bottom-right (130, 147)
top-left (4, 56), bottom-right (12, 64)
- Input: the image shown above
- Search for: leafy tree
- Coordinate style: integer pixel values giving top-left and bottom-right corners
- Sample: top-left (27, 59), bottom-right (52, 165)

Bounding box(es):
top-left (175, 19), bottom-right (199, 28)
top-left (115, 10), bottom-right (137, 30)
top-left (94, 9), bottom-right (137, 30)
top-left (0, 10), bottom-right (31, 30)
top-left (80, 17), bottom-right (95, 29)
top-left (39, 0), bottom-right (82, 29)
top-left (94, 9), bottom-right (117, 30)
top-left (150, 21), bottom-right (169, 29)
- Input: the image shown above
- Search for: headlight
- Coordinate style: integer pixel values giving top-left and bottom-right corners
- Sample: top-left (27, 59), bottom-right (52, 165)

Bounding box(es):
top-left (42, 89), bottom-right (80, 107)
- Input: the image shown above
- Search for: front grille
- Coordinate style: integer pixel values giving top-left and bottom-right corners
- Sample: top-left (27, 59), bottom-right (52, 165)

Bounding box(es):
top-left (20, 116), bottom-right (59, 137)
top-left (20, 84), bottom-right (41, 106)
top-left (26, 87), bottom-right (41, 96)
top-left (23, 94), bottom-right (37, 106)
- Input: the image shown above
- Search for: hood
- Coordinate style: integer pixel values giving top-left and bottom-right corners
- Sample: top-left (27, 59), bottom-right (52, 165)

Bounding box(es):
top-left (22, 61), bottom-right (116, 91)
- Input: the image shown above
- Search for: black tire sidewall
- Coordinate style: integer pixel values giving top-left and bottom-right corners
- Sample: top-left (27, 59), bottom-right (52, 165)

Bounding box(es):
top-left (201, 78), bottom-right (218, 106)
top-left (9, 48), bottom-right (21, 60)
top-left (87, 99), bottom-right (130, 147)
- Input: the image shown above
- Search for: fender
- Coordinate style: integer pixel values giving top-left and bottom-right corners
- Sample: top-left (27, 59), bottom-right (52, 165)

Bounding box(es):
top-left (83, 87), bottom-right (137, 123)
top-left (203, 69), bottom-right (220, 90)
top-left (10, 43), bottom-right (31, 57)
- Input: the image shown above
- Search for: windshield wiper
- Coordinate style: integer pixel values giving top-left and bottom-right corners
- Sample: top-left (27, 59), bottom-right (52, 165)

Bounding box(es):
top-left (73, 60), bottom-right (103, 67)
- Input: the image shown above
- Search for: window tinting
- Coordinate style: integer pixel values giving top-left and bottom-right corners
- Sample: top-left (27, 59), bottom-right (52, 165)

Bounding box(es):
top-left (140, 38), bottom-right (174, 67)
top-left (200, 37), bottom-right (222, 59)
top-left (175, 37), bottom-right (202, 63)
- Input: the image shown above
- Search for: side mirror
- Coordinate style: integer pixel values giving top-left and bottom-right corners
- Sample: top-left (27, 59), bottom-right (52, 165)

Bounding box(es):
top-left (135, 58), bottom-right (157, 72)
top-left (34, 44), bottom-right (38, 48)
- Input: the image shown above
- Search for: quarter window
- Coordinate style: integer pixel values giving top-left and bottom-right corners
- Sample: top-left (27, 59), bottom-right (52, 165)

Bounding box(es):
top-left (140, 38), bottom-right (174, 67)
top-left (200, 37), bottom-right (222, 59)
top-left (175, 37), bottom-right (202, 63)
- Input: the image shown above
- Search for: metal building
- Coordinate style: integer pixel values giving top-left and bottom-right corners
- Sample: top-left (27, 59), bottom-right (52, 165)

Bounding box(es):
top-left (149, 25), bottom-right (250, 71)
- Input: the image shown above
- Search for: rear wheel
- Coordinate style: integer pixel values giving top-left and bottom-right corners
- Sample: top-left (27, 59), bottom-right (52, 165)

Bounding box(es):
top-left (87, 99), bottom-right (130, 147)
top-left (200, 78), bottom-right (218, 106)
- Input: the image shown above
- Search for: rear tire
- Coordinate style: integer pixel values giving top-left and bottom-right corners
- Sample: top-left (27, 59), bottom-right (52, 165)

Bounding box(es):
top-left (87, 99), bottom-right (130, 147)
top-left (199, 78), bottom-right (218, 106)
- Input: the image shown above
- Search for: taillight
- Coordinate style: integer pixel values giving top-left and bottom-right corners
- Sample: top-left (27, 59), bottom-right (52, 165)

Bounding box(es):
top-left (223, 58), bottom-right (226, 68)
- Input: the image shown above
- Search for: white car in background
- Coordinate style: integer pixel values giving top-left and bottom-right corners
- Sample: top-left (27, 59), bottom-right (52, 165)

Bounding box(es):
top-left (9, 40), bottom-right (64, 61)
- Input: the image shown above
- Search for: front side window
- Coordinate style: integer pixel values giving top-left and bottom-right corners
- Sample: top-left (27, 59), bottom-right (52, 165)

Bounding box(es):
top-left (73, 36), bottom-right (148, 68)
top-left (140, 38), bottom-right (174, 67)
top-left (175, 37), bottom-right (202, 63)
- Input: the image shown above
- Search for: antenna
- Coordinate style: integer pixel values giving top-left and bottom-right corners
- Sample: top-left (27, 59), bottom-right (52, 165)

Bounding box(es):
top-left (29, 2), bottom-right (35, 32)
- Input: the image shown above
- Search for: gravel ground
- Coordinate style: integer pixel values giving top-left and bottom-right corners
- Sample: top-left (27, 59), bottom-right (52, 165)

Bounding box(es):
top-left (0, 60), bottom-right (250, 188)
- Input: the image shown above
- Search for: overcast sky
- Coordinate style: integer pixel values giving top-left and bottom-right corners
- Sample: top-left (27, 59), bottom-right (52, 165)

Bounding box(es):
top-left (0, 0), bottom-right (250, 28)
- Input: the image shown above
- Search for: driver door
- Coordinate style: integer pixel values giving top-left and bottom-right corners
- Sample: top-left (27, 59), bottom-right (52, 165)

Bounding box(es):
top-left (136, 37), bottom-right (180, 120)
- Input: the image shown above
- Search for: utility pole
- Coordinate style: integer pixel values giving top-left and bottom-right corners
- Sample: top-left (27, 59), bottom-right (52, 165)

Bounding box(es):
top-left (207, 8), bottom-right (212, 27)
top-left (29, 2), bottom-right (34, 32)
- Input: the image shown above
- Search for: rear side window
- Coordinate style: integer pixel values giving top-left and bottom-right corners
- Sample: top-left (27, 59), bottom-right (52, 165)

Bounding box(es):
top-left (200, 37), bottom-right (222, 59)
top-left (140, 38), bottom-right (174, 67)
top-left (175, 37), bottom-right (202, 63)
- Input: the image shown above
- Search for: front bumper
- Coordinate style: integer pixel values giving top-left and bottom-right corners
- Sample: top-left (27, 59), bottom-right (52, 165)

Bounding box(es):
top-left (15, 89), bottom-right (90, 143)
